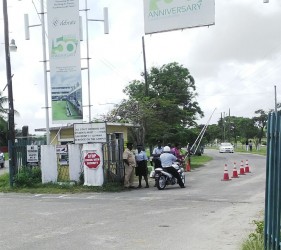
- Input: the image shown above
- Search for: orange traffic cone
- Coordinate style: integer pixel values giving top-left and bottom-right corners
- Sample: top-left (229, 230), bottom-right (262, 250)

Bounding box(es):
top-left (245, 159), bottom-right (251, 173)
top-left (231, 162), bottom-right (239, 178)
top-left (239, 160), bottom-right (245, 175)
top-left (222, 164), bottom-right (231, 181)
top-left (186, 159), bottom-right (191, 172)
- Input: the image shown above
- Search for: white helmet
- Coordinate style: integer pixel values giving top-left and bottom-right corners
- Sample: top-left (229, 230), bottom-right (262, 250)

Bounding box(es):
top-left (163, 146), bottom-right (170, 152)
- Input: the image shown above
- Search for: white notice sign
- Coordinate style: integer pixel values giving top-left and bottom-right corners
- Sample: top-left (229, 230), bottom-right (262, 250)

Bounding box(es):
top-left (27, 145), bottom-right (39, 163)
top-left (74, 123), bottom-right (107, 144)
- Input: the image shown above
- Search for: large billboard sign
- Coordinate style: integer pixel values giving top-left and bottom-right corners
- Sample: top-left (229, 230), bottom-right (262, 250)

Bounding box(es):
top-left (143, 0), bottom-right (215, 34)
top-left (47, 0), bottom-right (83, 124)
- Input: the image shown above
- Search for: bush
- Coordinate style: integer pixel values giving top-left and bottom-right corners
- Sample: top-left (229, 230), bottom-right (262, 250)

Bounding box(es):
top-left (242, 220), bottom-right (264, 250)
top-left (14, 166), bottom-right (42, 187)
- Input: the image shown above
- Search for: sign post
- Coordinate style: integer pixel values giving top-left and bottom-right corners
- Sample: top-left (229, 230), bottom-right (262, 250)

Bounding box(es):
top-left (26, 145), bottom-right (39, 166)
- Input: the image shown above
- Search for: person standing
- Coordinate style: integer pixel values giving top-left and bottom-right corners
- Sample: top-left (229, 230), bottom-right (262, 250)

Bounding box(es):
top-left (123, 142), bottom-right (136, 188)
top-left (135, 145), bottom-right (149, 188)
top-left (171, 143), bottom-right (183, 161)
top-left (152, 141), bottom-right (163, 169)
top-left (245, 139), bottom-right (249, 151)
top-left (249, 140), bottom-right (253, 152)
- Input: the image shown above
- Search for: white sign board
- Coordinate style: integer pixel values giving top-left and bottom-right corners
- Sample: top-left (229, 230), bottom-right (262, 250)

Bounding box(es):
top-left (56, 145), bottom-right (68, 154)
top-left (143, 0), bottom-right (215, 34)
top-left (74, 123), bottom-right (107, 144)
top-left (27, 145), bottom-right (39, 163)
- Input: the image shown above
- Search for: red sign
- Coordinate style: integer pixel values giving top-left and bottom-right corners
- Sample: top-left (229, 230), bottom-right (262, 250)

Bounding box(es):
top-left (84, 152), bottom-right (101, 169)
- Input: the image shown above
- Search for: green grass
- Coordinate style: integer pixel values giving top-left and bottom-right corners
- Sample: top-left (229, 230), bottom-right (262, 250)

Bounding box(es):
top-left (241, 235), bottom-right (263, 250)
top-left (0, 172), bottom-right (124, 193)
top-left (52, 100), bottom-right (82, 120)
top-left (206, 144), bottom-right (267, 156)
top-left (234, 146), bottom-right (267, 156)
top-left (188, 155), bottom-right (213, 169)
top-left (241, 220), bottom-right (264, 250)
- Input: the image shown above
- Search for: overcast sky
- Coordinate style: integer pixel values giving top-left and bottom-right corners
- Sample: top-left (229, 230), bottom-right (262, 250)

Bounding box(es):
top-left (0, 0), bottom-right (280, 134)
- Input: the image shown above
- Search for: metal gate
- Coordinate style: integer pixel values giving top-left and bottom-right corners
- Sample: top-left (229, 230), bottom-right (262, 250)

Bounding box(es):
top-left (102, 135), bottom-right (125, 183)
top-left (264, 112), bottom-right (281, 250)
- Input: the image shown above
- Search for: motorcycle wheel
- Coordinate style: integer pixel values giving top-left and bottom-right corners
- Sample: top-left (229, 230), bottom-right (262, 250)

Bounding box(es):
top-left (156, 175), bottom-right (166, 190)
top-left (181, 174), bottom-right (185, 184)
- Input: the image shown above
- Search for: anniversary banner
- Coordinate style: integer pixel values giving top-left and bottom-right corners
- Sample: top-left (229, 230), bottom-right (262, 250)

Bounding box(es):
top-left (143, 0), bottom-right (215, 34)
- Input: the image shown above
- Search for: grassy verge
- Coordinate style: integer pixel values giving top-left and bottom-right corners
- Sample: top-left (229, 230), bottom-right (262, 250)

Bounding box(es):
top-left (206, 145), bottom-right (267, 156)
top-left (188, 154), bottom-right (213, 169)
top-left (0, 172), bottom-right (124, 193)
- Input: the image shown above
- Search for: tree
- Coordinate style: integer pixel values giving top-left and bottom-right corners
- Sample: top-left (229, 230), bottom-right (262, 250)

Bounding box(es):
top-left (203, 124), bottom-right (221, 144)
top-left (103, 62), bottom-right (204, 146)
top-left (253, 109), bottom-right (268, 144)
top-left (0, 91), bottom-right (9, 146)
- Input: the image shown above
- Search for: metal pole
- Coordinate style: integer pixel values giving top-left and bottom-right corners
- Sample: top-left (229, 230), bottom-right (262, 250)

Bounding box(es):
top-left (3, 0), bottom-right (16, 186)
top-left (142, 36), bottom-right (148, 96)
top-left (85, 0), bottom-right (92, 122)
top-left (274, 85), bottom-right (277, 114)
top-left (40, 0), bottom-right (50, 144)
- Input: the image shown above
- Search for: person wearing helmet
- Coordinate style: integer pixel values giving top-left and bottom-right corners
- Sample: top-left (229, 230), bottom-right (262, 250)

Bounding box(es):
top-left (160, 146), bottom-right (185, 188)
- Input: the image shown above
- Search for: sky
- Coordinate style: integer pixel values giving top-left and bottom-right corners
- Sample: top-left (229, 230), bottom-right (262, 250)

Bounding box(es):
top-left (0, 0), bottom-right (281, 135)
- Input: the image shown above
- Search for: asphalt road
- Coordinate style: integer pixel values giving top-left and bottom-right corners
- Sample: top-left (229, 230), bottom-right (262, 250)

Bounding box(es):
top-left (0, 149), bottom-right (265, 250)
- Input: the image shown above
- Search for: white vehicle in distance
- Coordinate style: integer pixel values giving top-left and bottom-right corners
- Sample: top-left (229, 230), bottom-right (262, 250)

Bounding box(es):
top-left (219, 142), bottom-right (234, 153)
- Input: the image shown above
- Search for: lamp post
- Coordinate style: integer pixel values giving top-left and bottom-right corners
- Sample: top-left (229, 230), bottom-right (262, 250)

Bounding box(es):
top-left (24, 0), bottom-right (50, 144)
top-left (2, 0), bottom-right (17, 186)
top-left (83, 1), bottom-right (109, 122)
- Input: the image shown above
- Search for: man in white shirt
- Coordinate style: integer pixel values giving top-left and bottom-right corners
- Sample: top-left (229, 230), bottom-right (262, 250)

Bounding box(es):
top-left (152, 141), bottom-right (163, 169)
top-left (160, 146), bottom-right (185, 188)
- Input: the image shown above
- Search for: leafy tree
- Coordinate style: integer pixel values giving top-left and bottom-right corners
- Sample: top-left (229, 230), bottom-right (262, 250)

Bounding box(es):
top-left (203, 124), bottom-right (221, 144)
top-left (103, 62), bottom-right (204, 146)
top-left (253, 109), bottom-right (268, 144)
top-left (0, 91), bottom-right (9, 146)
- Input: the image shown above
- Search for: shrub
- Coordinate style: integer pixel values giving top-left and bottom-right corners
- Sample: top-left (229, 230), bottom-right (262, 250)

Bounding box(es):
top-left (14, 166), bottom-right (42, 187)
top-left (242, 220), bottom-right (264, 250)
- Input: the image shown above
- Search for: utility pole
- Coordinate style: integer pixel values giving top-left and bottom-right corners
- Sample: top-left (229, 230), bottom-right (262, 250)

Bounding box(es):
top-left (3, 0), bottom-right (17, 186)
top-left (142, 36), bottom-right (148, 96)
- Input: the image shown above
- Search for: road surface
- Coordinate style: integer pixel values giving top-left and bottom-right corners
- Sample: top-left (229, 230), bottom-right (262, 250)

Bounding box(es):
top-left (0, 149), bottom-right (265, 250)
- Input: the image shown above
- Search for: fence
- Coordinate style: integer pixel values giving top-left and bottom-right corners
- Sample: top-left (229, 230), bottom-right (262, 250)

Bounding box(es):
top-left (12, 137), bottom-right (125, 185)
top-left (264, 112), bottom-right (281, 250)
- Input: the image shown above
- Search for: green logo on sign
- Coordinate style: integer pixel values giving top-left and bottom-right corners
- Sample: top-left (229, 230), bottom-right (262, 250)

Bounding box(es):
top-left (150, 0), bottom-right (174, 11)
top-left (51, 36), bottom-right (78, 58)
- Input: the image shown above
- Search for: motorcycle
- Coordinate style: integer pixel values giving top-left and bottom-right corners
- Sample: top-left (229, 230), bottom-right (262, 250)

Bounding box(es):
top-left (150, 162), bottom-right (185, 190)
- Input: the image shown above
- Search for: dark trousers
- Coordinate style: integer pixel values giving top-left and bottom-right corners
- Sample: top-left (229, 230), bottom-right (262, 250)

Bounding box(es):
top-left (164, 166), bottom-right (184, 187)
top-left (153, 158), bottom-right (162, 169)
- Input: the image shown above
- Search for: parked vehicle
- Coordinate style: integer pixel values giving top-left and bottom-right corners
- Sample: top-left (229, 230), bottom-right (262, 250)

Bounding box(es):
top-left (150, 162), bottom-right (185, 190)
top-left (219, 142), bottom-right (234, 153)
top-left (0, 152), bottom-right (5, 168)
